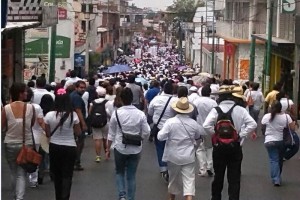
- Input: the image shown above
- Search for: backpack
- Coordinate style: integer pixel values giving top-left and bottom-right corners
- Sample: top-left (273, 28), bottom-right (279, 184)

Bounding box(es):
top-left (212, 104), bottom-right (239, 146)
top-left (90, 100), bottom-right (108, 128)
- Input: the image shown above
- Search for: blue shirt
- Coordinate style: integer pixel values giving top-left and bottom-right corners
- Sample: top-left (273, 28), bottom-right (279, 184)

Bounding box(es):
top-left (145, 87), bottom-right (160, 103)
top-left (70, 91), bottom-right (86, 119)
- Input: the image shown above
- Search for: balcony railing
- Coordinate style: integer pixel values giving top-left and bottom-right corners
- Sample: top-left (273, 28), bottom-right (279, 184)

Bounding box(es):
top-left (216, 20), bottom-right (266, 39)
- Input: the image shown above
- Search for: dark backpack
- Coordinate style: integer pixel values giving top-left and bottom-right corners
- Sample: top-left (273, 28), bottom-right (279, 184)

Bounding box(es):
top-left (212, 104), bottom-right (239, 146)
top-left (90, 100), bottom-right (108, 128)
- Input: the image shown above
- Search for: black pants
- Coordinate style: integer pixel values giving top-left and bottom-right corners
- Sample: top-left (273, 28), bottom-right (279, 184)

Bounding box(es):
top-left (49, 143), bottom-right (77, 200)
top-left (211, 143), bottom-right (243, 200)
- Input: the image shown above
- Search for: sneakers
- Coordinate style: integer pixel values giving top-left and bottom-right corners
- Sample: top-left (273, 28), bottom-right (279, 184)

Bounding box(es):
top-left (161, 171), bottom-right (169, 183)
top-left (74, 164), bottom-right (84, 171)
top-left (119, 197), bottom-right (126, 200)
top-left (207, 170), bottom-right (214, 177)
top-left (95, 156), bottom-right (101, 163)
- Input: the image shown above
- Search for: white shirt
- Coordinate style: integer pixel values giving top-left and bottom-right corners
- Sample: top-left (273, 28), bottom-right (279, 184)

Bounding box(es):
top-left (82, 91), bottom-right (89, 117)
top-left (32, 88), bottom-right (55, 104)
top-left (44, 111), bottom-right (80, 147)
top-left (261, 113), bottom-right (292, 143)
top-left (194, 96), bottom-right (218, 134)
top-left (108, 105), bottom-right (150, 155)
top-left (157, 115), bottom-right (202, 165)
top-left (31, 103), bottom-right (44, 144)
top-left (246, 90), bottom-right (264, 110)
top-left (203, 100), bottom-right (257, 138)
top-left (188, 93), bottom-right (200, 104)
top-left (64, 77), bottom-right (82, 89)
top-left (210, 84), bottom-right (219, 100)
top-left (280, 98), bottom-right (294, 112)
top-left (148, 94), bottom-right (178, 129)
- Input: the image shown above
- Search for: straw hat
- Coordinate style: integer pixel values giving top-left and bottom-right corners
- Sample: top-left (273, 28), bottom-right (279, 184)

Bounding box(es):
top-left (171, 97), bottom-right (194, 114)
top-left (211, 85), bottom-right (241, 95)
top-left (40, 132), bottom-right (49, 153)
top-left (232, 86), bottom-right (246, 101)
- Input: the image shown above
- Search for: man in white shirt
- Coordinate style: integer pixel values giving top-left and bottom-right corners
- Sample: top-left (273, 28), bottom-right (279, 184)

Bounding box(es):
top-left (203, 85), bottom-right (257, 200)
top-left (148, 81), bottom-right (177, 183)
top-left (158, 97), bottom-right (203, 200)
top-left (64, 70), bottom-right (82, 89)
top-left (188, 86), bottom-right (199, 104)
top-left (194, 85), bottom-right (218, 177)
top-left (32, 77), bottom-right (55, 104)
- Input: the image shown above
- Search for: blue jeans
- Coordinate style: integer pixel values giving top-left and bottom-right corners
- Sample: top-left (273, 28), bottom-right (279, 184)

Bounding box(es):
top-left (249, 107), bottom-right (260, 123)
top-left (154, 136), bottom-right (167, 172)
top-left (114, 149), bottom-right (141, 200)
top-left (265, 141), bottom-right (284, 185)
top-left (5, 143), bottom-right (26, 200)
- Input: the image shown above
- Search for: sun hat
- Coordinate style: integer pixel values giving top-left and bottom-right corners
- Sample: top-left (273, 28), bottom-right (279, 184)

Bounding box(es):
top-left (40, 132), bottom-right (49, 153)
top-left (232, 86), bottom-right (246, 101)
top-left (171, 97), bottom-right (194, 114)
top-left (96, 87), bottom-right (106, 96)
top-left (211, 85), bottom-right (241, 95)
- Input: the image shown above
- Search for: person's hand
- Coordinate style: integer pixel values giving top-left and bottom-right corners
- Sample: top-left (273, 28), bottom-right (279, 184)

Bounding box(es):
top-left (251, 132), bottom-right (257, 140)
top-left (105, 149), bottom-right (110, 160)
top-left (81, 124), bottom-right (88, 132)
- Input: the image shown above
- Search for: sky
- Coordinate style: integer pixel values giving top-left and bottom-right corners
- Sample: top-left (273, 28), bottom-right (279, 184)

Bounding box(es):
top-left (131, 0), bottom-right (174, 10)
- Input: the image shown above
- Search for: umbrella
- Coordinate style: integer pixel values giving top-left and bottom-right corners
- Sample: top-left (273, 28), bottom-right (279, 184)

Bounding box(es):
top-left (103, 64), bottom-right (132, 74)
top-left (135, 77), bottom-right (148, 85)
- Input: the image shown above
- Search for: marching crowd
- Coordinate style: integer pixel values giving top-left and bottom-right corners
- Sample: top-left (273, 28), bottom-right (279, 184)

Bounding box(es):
top-left (2, 49), bottom-right (300, 200)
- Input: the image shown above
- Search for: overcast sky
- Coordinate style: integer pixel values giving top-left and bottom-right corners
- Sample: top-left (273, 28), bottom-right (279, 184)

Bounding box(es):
top-left (131, 0), bottom-right (174, 10)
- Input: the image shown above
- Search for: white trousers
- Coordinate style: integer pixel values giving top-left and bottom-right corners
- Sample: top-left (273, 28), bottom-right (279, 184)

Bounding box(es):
top-left (168, 162), bottom-right (195, 196)
top-left (196, 144), bottom-right (213, 174)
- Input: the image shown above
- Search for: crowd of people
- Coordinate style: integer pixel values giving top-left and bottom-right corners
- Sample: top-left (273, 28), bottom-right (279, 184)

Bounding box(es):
top-left (2, 48), bottom-right (299, 200)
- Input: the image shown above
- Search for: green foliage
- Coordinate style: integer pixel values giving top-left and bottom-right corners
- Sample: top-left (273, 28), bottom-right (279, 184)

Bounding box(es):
top-left (166, 0), bottom-right (205, 22)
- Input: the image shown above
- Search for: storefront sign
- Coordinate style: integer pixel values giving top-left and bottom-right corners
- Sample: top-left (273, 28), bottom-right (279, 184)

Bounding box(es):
top-left (7, 0), bottom-right (43, 22)
top-left (74, 53), bottom-right (85, 68)
top-left (25, 35), bottom-right (70, 58)
top-left (26, 28), bottom-right (48, 38)
top-left (58, 8), bottom-right (67, 20)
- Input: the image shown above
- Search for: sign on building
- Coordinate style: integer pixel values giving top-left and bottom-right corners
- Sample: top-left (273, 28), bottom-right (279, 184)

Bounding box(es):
top-left (8, 0), bottom-right (43, 22)
top-left (281, 0), bottom-right (296, 13)
top-left (74, 53), bottom-right (85, 68)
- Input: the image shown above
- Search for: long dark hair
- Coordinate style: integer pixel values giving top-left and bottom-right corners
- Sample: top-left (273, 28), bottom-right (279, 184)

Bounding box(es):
top-left (10, 83), bottom-right (27, 102)
top-left (54, 93), bottom-right (74, 126)
top-left (40, 94), bottom-right (54, 116)
top-left (270, 101), bottom-right (282, 122)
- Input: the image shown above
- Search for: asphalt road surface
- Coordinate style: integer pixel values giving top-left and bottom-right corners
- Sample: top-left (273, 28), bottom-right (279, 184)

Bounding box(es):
top-left (2, 133), bottom-right (300, 200)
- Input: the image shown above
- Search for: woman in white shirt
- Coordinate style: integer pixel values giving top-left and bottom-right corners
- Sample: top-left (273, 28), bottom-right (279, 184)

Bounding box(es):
top-left (246, 82), bottom-right (264, 123)
top-left (44, 89), bottom-right (81, 200)
top-left (158, 97), bottom-right (202, 200)
top-left (261, 101), bottom-right (295, 186)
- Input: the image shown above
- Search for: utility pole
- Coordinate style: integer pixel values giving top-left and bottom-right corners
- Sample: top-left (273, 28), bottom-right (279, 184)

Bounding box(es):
top-left (265, 0), bottom-right (274, 92)
top-left (211, 0), bottom-right (215, 74)
top-left (200, 16), bottom-right (203, 72)
top-left (82, 0), bottom-right (92, 78)
top-left (49, 0), bottom-right (58, 83)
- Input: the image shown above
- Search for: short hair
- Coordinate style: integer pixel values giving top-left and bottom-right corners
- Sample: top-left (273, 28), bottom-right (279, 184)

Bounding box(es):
top-left (27, 80), bottom-right (35, 88)
top-left (10, 83), bottom-right (27, 102)
top-left (152, 80), bottom-right (160, 88)
top-left (128, 74), bottom-right (136, 83)
top-left (252, 82), bottom-right (260, 91)
top-left (36, 77), bottom-right (46, 88)
top-left (273, 82), bottom-right (282, 91)
top-left (70, 70), bottom-right (77, 78)
top-left (88, 78), bottom-right (95, 86)
top-left (201, 85), bottom-right (211, 97)
top-left (25, 87), bottom-right (34, 102)
top-left (163, 81), bottom-right (173, 95)
top-left (177, 86), bottom-right (188, 98)
top-left (75, 80), bottom-right (86, 88)
top-left (120, 87), bottom-right (133, 105)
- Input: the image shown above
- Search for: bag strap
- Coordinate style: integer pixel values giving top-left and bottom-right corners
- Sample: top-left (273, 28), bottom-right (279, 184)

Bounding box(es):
top-left (155, 96), bottom-right (172, 126)
top-left (50, 112), bottom-right (69, 136)
top-left (178, 117), bottom-right (197, 145)
top-left (22, 103), bottom-right (27, 144)
top-left (115, 110), bottom-right (141, 136)
top-left (215, 104), bottom-right (237, 125)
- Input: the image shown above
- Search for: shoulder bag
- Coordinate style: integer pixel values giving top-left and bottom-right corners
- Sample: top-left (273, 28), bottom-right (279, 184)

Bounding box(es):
top-left (150, 96), bottom-right (172, 137)
top-left (16, 103), bottom-right (42, 173)
top-left (116, 110), bottom-right (142, 146)
top-left (178, 117), bottom-right (198, 147)
top-left (247, 90), bottom-right (254, 107)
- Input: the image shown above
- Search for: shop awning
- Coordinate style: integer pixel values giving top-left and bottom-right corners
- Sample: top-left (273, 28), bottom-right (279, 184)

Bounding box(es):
top-left (1, 21), bottom-right (41, 32)
top-left (252, 34), bottom-right (294, 46)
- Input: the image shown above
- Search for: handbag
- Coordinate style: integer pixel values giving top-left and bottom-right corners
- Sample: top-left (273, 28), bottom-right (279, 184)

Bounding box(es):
top-left (150, 96), bottom-right (172, 137)
top-left (16, 103), bottom-right (42, 173)
top-left (116, 110), bottom-right (142, 146)
top-left (283, 114), bottom-right (295, 147)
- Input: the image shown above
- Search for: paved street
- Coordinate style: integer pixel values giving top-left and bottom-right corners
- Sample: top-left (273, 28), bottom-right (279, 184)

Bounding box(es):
top-left (2, 134), bottom-right (300, 200)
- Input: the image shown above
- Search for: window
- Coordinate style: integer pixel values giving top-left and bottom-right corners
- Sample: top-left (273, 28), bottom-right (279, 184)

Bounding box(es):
top-left (81, 21), bottom-right (86, 32)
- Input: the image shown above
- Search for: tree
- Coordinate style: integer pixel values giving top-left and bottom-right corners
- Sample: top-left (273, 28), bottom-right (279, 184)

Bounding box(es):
top-left (166, 0), bottom-right (204, 22)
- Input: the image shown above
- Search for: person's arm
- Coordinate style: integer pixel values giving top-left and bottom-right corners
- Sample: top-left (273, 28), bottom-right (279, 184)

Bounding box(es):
top-left (148, 97), bottom-right (155, 116)
top-left (287, 114), bottom-right (296, 131)
top-left (239, 109), bottom-right (257, 138)
top-left (141, 113), bottom-right (150, 139)
top-left (1, 108), bottom-right (7, 132)
top-left (73, 112), bottom-right (82, 136)
top-left (203, 109), bottom-right (218, 134)
top-left (74, 108), bottom-right (87, 132)
top-left (105, 111), bottom-right (117, 160)
top-left (45, 124), bottom-right (51, 138)
top-left (157, 119), bottom-right (171, 141)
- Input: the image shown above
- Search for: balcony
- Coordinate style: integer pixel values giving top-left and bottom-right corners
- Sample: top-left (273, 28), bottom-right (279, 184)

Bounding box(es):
top-left (216, 20), bottom-right (266, 40)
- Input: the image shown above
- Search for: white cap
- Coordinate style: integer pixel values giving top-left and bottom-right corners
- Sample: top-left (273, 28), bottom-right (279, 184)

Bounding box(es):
top-left (189, 86), bottom-right (198, 92)
top-left (96, 87), bottom-right (106, 96)
top-left (50, 82), bottom-right (57, 86)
